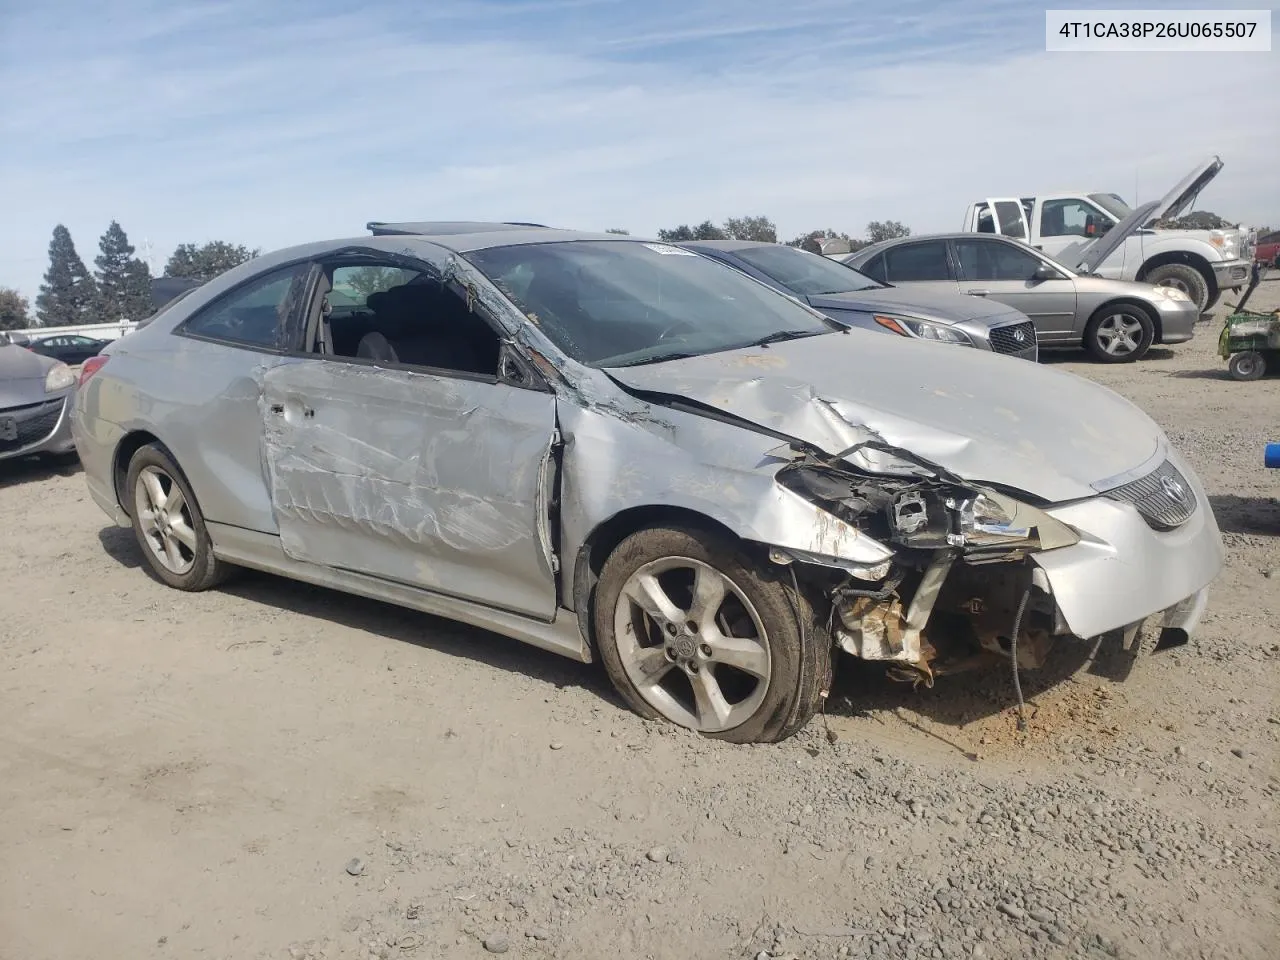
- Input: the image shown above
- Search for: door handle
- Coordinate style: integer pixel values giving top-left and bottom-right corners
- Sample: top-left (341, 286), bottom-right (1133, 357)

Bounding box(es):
top-left (966, 289), bottom-right (991, 296)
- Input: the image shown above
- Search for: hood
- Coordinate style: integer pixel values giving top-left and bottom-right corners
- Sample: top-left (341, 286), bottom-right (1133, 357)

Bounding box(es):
top-left (807, 286), bottom-right (1024, 327)
top-left (1070, 156), bottom-right (1224, 274)
top-left (1148, 155), bottom-right (1223, 225)
top-left (0, 344), bottom-right (58, 407)
top-left (605, 331), bottom-right (1162, 503)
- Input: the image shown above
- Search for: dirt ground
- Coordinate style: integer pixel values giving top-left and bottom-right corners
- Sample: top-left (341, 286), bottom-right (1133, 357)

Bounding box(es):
top-left (2, 282), bottom-right (1278, 960)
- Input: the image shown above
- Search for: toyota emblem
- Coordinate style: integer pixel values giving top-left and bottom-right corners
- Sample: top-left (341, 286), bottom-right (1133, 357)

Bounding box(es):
top-left (1160, 474), bottom-right (1187, 504)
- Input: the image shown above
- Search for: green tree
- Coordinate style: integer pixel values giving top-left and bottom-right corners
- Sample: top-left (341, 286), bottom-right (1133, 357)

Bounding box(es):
top-left (36, 225), bottom-right (99, 326)
top-left (866, 220), bottom-right (911, 243)
top-left (656, 220), bottom-right (726, 242)
top-left (94, 220), bottom-right (153, 321)
top-left (724, 215), bottom-right (777, 243)
top-left (341, 266), bottom-right (414, 300)
top-left (787, 229), bottom-right (854, 254)
top-left (164, 241), bottom-right (259, 282)
top-left (0, 287), bottom-right (30, 331)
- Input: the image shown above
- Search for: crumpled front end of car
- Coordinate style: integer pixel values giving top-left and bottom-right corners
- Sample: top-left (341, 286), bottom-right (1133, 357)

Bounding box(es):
top-left (768, 433), bottom-right (1223, 686)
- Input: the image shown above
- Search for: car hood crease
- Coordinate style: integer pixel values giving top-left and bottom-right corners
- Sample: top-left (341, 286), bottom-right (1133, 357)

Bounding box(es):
top-left (605, 333), bottom-right (1162, 503)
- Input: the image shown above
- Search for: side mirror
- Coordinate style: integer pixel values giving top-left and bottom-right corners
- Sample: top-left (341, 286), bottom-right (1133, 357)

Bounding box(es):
top-left (1034, 262), bottom-right (1061, 282)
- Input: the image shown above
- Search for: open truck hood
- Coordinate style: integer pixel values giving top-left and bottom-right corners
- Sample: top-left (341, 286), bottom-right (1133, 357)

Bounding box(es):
top-left (1069, 155), bottom-right (1225, 273)
top-left (605, 330), bottom-right (1162, 504)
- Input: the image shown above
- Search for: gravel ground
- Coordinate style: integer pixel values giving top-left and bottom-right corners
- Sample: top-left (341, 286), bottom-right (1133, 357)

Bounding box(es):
top-left (2, 283), bottom-right (1278, 960)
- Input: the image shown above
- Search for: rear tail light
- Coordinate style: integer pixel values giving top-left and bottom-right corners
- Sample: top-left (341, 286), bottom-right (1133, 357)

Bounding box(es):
top-left (79, 355), bottom-right (109, 386)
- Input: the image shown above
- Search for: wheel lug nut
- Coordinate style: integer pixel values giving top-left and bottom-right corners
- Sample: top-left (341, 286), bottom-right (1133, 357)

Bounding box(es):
top-left (665, 623), bottom-right (678, 636)
top-left (700, 644), bottom-right (713, 658)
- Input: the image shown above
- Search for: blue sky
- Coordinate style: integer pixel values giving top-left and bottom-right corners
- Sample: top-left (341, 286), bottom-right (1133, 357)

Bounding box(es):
top-left (2, 0), bottom-right (1277, 302)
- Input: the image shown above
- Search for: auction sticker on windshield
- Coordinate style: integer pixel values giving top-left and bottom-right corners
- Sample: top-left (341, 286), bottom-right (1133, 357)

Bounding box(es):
top-left (642, 243), bottom-right (698, 256)
top-left (1046, 9), bottom-right (1271, 51)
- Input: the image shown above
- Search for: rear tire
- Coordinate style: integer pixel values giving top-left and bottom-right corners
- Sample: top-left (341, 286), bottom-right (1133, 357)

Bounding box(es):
top-left (125, 443), bottom-right (231, 591)
top-left (1145, 263), bottom-right (1210, 313)
top-left (1083, 304), bottom-right (1155, 363)
top-left (593, 525), bottom-right (831, 744)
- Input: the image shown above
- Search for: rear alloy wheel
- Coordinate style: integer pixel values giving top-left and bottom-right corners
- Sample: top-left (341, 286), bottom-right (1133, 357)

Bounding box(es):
top-left (1144, 263), bottom-right (1210, 313)
top-left (126, 444), bottom-right (230, 591)
top-left (594, 526), bottom-right (830, 743)
top-left (1084, 305), bottom-right (1155, 362)
top-left (1228, 351), bottom-right (1266, 381)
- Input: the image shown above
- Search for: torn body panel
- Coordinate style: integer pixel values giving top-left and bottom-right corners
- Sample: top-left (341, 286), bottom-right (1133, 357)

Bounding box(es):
top-left (261, 358), bottom-right (560, 620)
top-left (556, 399), bottom-right (896, 606)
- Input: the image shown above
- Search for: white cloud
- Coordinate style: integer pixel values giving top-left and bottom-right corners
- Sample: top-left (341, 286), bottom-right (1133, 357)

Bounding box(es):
top-left (2, 0), bottom-right (1276, 301)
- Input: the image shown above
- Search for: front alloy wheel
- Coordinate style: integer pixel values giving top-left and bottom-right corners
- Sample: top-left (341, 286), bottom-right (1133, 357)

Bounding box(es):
top-left (1085, 306), bottom-right (1154, 363)
top-left (593, 526), bottom-right (831, 743)
top-left (614, 557), bottom-right (772, 732)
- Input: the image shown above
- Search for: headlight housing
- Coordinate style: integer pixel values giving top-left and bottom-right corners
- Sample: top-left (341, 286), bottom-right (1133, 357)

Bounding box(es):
top-left (952, 490), bottom-right (1078, 551)
top-left (874, 314), bottom-right (974, 346)
top-left (1158, 286), bottom-right (1192, 303)
top-left (1209, 230), bottom-right (1239, 258)
top-left (44, 362), bottom-right (76, 393)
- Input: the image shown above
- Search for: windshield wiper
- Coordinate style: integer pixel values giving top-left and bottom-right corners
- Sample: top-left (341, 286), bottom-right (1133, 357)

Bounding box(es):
top-left (742, 329), bottom-right (823, 348)
top-left (610, 351), bottom-right (700, 367)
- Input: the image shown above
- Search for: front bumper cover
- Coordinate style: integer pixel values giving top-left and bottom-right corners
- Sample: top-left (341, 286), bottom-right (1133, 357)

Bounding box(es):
top-left (1212, 258), bottom-right (1253, 290)
top-left (0, 392), bottom-right (75, 462)
top-left (1031, 447), bottom-right (1223, 641)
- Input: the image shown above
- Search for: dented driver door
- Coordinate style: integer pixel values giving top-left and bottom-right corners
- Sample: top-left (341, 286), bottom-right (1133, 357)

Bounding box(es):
top-left (260, 357), bottom-right (560, 621)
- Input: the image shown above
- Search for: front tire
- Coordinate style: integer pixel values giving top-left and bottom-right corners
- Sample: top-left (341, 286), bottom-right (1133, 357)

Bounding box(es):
top-left (1228, 351), bottom-right (1266, 381)
top-left (593, 526), bottom-right (831, 744)
top-left (1145, 263), bottom-right (1210, 313)
top-left (1083, 304), bottom-right (1155, 362)
top-left (125, 443), bottom-right (230, 591)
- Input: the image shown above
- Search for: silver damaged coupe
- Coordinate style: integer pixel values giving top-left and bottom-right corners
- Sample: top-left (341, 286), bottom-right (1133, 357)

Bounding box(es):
top-left (72, 222), bottom-right (1225, 742)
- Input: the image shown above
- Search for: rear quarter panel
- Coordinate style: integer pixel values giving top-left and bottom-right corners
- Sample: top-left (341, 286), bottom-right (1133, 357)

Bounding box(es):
top-left (78, 332), bottom-right (283, 534)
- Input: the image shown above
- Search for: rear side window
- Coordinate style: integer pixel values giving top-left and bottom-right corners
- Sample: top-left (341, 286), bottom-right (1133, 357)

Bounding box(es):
top-left (179, 263), bottom-right (311, 350)
top-left (881, 242), bottom-right (951, 282)
top-left (860, 253), bottom-right (888, 283)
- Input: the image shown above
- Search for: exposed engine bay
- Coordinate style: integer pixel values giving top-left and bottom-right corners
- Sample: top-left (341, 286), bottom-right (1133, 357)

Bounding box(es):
top-left (769, 444), bottom-right (1081, 686)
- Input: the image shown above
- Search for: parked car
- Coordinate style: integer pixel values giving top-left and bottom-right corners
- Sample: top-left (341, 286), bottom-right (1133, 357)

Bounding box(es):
top-left (26, 333), bottom-right (109, 365)
top-left (1253, 230), bottom-right (1280, 268)
top-left (1, 342), bottom-right (78, 464)
top-left (841, 233), bottom-right (1199, 362)
top-left (960, 156), bottom-right (1255, 312)
top-left (678, 240), bottom-right (1037, 361)
top-left (73, 223), bottom-right (1223, 743)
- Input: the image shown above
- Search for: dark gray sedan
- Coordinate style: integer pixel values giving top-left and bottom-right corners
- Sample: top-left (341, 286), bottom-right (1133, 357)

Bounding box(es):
top-left (678, 240), bottom-right (1038, 361)
top-left (841, 233), bottom-right (1199, 363)
top-left (0, 343), bottom-right (79, 463)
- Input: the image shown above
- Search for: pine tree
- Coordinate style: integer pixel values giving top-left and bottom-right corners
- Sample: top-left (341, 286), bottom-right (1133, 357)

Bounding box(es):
top-left (95, 220), bottom-right (153, 321)
top-left (36, 225), bottom-right (99, 327)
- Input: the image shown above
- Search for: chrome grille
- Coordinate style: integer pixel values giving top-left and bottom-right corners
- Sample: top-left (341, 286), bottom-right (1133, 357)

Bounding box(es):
top-left (1103, 459), bottom-right (1197, 530)
top-left (988, 320), bottom-right (1037, 360)
top-left (0, 398), bottom-right (64, 452)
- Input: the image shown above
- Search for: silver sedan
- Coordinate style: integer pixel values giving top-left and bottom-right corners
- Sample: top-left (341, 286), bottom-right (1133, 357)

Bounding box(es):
top-left (71, 223), bottom-right (1222, 743)
top-left (842, 233), bottom-right (1200, 362)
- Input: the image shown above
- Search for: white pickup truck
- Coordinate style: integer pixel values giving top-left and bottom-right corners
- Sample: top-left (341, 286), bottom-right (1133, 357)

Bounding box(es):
top-left (962, 156), bottom-right (1255, 312)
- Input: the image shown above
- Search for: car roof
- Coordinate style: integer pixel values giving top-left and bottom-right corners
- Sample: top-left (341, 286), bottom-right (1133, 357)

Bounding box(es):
top-left (847, 233), bottom-right (1023, 259)
top-left (363, 220), bottom-right (627, 252)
